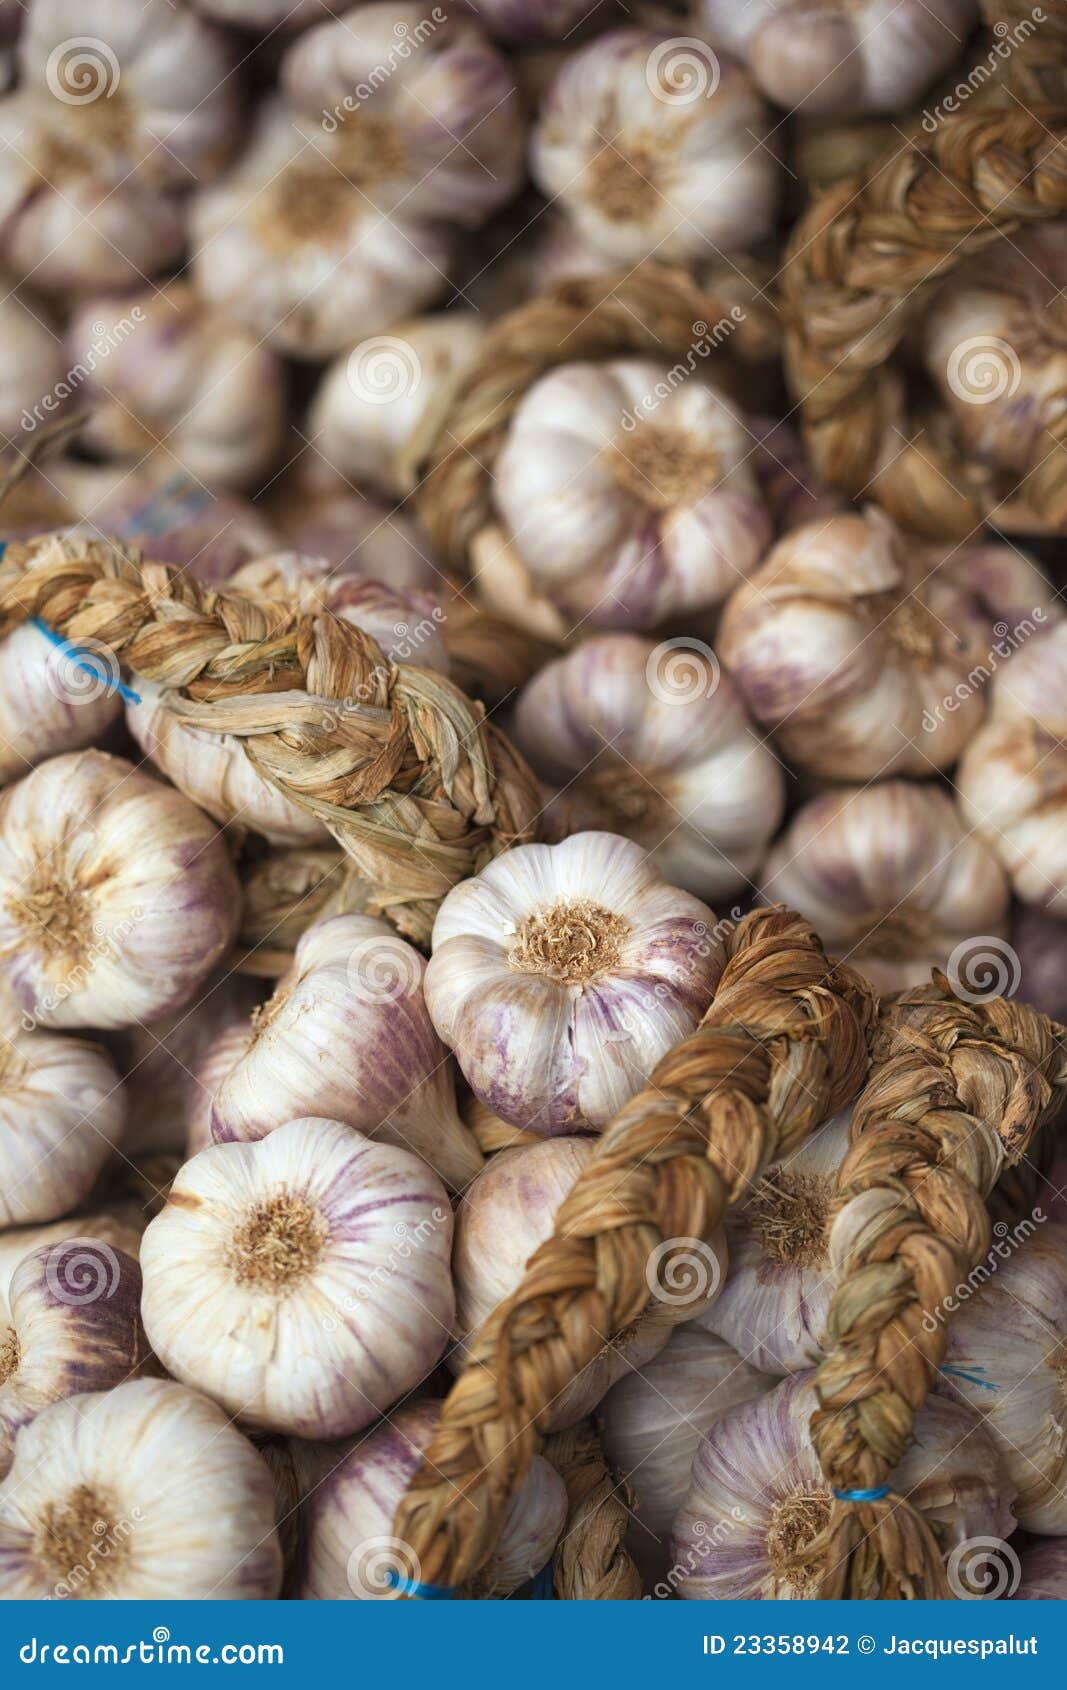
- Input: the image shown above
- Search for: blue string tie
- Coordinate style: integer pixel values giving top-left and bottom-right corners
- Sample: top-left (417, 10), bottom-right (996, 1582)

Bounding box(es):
top-left (530, 1560), bottom-right (554, 1599)
top-left (833, 1485), bottom-right (891, 1503)
top-left (942, 1364), bottom-right (997, 1392)
top-left (383, 1568), bottom-right (456, 1600)
top-left (32, 617), bottom-right (141, 705)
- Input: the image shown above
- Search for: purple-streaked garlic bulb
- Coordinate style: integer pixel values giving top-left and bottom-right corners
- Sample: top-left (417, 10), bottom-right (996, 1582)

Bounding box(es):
top-left (0, 287), bottom-right (63, 442)
top-left (487, 360), bottom-right (771, 636)
top-left (310, 312), bottom-right (486, 502)
top-left (673, 1372), bottom-right (1015, 1599)
top-left (266, 466), bottom-right (443, 592)
top-left (209, 914), bottom-right (483, 1192)
top-left (187, 1023), bottom-right (253, 1161)
top-left (283, 5), bottom-right (524, 228)
top-left (299, 1399), bottom-right (566, 1598)
top-left (942, 1223), bottom-right (1067, 1534)
top-left (0, 1378), bottom-right (282, 1598)
top-left (719, 510), bottom-right (1057, 780)
top-left (0, 1030), bottom-right (125, 1226)
top-left (761, 782), bottom-right (1011, 995)
top-left (0, 752), bottom-right (239, 1031)
top-left (514, 635), bottom-right (784, 901)
top-left (140, 1117), bottom-right (454, 1439)
top-left (0, 1213), bottom-right (147, 1307)
top-left (191, 101), bottom-right (450, 360)
top-left (0, 1240), bottom-right (149, 1479)
top-left (532, 32), bottom-right (777, 266)
top-left (0, 621), bottom-right (121, 788)
top-left (600, 1327), bottom-right (770, 1581)
top-left (1012, 1538), bottom-right (1067, 1600)
top-left (1013, 905), bottom-right (1067, 1027)
top-left (67, 286), bottom-right (287, 492)
top-left (701, 0), bottom-right (977, 115)
top-left (958, 624), bottom-right (1067, 913)
top-left (425, 832), bottom-right (723, 1135)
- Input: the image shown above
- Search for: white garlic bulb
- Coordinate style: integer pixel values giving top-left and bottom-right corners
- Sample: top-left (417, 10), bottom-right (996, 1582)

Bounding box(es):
top-left (283, 5), bottom-right (524, 228)
top-left (0, 286), bottom-right (63, 439)
top-left (209, 913), bottom-right (482, 1191)
top-left (0, 1377), bottom-right (282, 1598)
top-left (310, 313), bottom-right (487, 502)
top-left (186, 1023), bottom-right (251, 1160)
top-left (1013, 1538), bottom-right (1067, 1600)
top-left (761, 782), bottom-right (1011, 994)
top-left (490, 361), bottom-right (771, 634)
top-left (673, 1371), bottom-right (1015, 1599)
top-left (141, 1117), bottom-right (454, 1440)
top-left (942, 1222), bottom-right (1067, 1533)
top-left (0, 622), bottom-right (121, 788)
top-left (701, 0), bottom-right (977, 115)
top-left (515, 635), bottom-right (784, 901)
top-left (191, 101), bottom-right (451, 360)
top-left (0, 1239), bottom-right (149, 1479)
top-left (532, 31), bottom-right (777, 266)
top-left (426, 832), bottom-right (723, 1135)
top-left (68, 285), bottom-right (286, 492)
top-left (719, 510), bottom-right (1056, 779)
top-left (0, 752), bottom-right (239, 1031)
top-left (299, 1398), bottom-right (566, 1598)
top-left (0, 1030), bottom-right (126, 1226)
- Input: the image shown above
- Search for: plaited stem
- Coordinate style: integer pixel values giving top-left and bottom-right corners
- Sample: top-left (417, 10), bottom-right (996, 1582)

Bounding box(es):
top-left (392, 908), bottom-right (876, 1592)
top-left (541, 1423), bottom-right (642, 1600)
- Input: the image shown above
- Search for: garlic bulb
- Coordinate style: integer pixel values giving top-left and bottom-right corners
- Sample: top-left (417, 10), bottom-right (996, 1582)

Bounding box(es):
top-left (299, 1399), bottom-right (566, 1598)
top-left (465, 0), bottom-right (603, 43)
top-left (426, 832), bottom-right (723, 1134)
top-left (532, 32), bottom-right (777, 266)
top-left (68, 285), bottom-right (286, 492)
top-left (958, 624), bottom-right (1067, 912)
top-left (1013, 906), bottom-right (1067, 1027)
top-left (0, 1030), bottom-right (125, 1226)
top-left (0, 286), bottom-right (63, 440)
top-left (209, 913), bottom-right (482, 1190)
top-left (673, 1371), bottom-right (1015, 1599)
top-left (191, 100), bottom-right (451, 360)
top-left (1013, 1538), bottom-right (1067, 1600)
top-left (234, 845), bottom-right (373, 982)
top-left (141, 1116), bottom-right (454, 1439)
top-left (0, 1239), bottom-right (149, 1479)
top-left (0, 622), bottom-right (121, 788)
top-left (186, 1024), bottom-right (251, 1160)
top-left (310, 313), bottom-right (486, 502)
top-left (942, 1222), bottom-right (1067, 1534)
top-left (701, 0), bottom-right (977, 115)
top-left (761, 782), bottom-right (1011, 995)
top-left (514, 635), bottom-right (784, 901)
top-left (489, 361), bottom-right (771, 634)
top-left (266, 466), bottom-right (443, 593)
top-left (283, 5), bottom-right (524, 228)
top-left (719, 510), bottom-right (1056, 779)
top-left (0, 1377), bottom-right (282, 1598)
top-left (0, 1212), bottom-right (146, 1310)
top-left (749, 415), bottom-right (845, 533)
top-left (0, 751), bottom-right (239, 1031)
top-left (194, 0), bottom-right (325, 23)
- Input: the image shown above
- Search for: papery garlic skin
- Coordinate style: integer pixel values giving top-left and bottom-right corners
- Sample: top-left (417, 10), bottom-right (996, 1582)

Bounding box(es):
top-left (761, 782), bottom-right (1011, 994)
top-left (299, 1400), bottom-right (565, 1598)
top-left (532, 32), bottom-right (777, 266)
top-left (209, 914), bottom-right (482, 1191)
top-left (701, 0), bottom-right (977, 116)
top-left (0, 622), bottom-right (121, 787)
top-left (0, 1377), bottom-right (282, 1598)
top-left (0, 1030), bottom-right (125, 1227)
top-left (0, 1240), bottom-right (149, 1479)
top-left (0, 287), bottom-right (63, 439)
top-left (0, 752), bottom-right (239, 1031)
top-left (141, 1117), bottom-right (454, 1440)
top-left (492, 362), bottom-right (771, 632)
top-left (515, 635), bottom-right (784, 901)
top-left (426, 832), bottom-right (723, 1135)
top-left (673, 1372), bottom-right (1014, 1599)
top-left (283, 5), bottom-right (524, 228)
top-left (1012, 1538), bottom-right (1067, 1600)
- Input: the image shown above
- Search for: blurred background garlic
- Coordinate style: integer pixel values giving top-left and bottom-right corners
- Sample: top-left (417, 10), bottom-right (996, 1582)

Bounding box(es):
top-left (673, 1372), bottom-right (1015, 1599)
top-left (531, 32), bottom-right (777, 266)
top-left (0, 1239), bottom-right (150, 1479)
top-left (487, 361), bottom-right (771, 635)
top-left (299, 1399), bottom-right (565, 1598)
top-left (426, 832), bottom-right (722, 1134)
top-left (209, 914), bottom-right (482, 1191)
top-left (514, 634), bottom-right (784, 900)
top-left (194, 0), bottom-right (326, 23)
top-left (0, 286), bottom-right (63, 446)
top-left (1013, 904), bottom-right (1067, 1028)
top-left (719, 512), bottom-right (1056, 779)
top-left (0, 1029), bottom-right (126, 1226)
top-left (265, 463), bottom-right (443, 591)
top-left (701, 0), bottom-right (977, 115)
top-left (761, 782), bottom-right (1011, 993)
top-left (1013, 1538), bottom-right (1067, 1600)
top-left (0, 751), bottom-right (239, 1031)
top-left (141, 1117), bottom-right (454, 1439)
top-left (0, 622), bottom-right (121, 788)
top-left (748, 415), bottom-right (846, 533)
top-left (465, 0), bottom-right (605, 43)
top-left (0, 1377), bottom-right (282, 1598)
top-left (67, 286), bottom-right (287, 492)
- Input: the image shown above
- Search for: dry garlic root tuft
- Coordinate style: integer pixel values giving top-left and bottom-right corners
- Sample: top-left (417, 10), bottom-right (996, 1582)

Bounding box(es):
top-left (0, 1030), bottom-right (126, 1226)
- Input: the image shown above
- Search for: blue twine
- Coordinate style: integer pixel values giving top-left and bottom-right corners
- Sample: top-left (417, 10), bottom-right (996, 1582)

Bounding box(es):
top-left (942, 1364), bottom-right (997, 1392)
top-left (383, 1568), bottom-right (456, 1600)
top-left (530, 1560), bottom-right (554, 1599)
top-left (32, 617), bottom-right (141, 705)
top-left (833, 1485), bottom-right (890, 1503)
top-left (0, 541), bottom-right (5, 559)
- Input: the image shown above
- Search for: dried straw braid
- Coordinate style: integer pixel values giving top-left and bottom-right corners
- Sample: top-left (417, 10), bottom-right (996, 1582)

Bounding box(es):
top-left (540, 1423), bottom-right (642, 1600)
top-left (782, 0), bottom-right (1067, 538)
top-left (796, 979), bottom-right (1067, 1600)
top-left (0, 533), bottom-right (543, 945)
top-left (392, 907), bottom-right (876, 1593)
